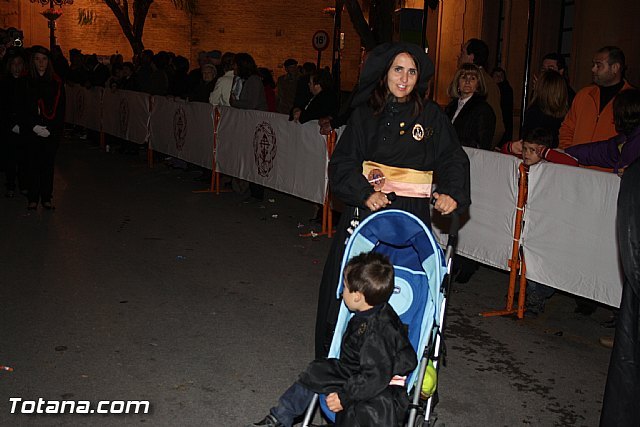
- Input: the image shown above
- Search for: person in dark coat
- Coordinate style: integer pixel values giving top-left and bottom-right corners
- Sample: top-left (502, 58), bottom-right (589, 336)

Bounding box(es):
top-left (522, 70), bottom-right (569, 148)
top-left (599, 157), bottom-right (640, 426)
top-left (249, 252), bottom-right (417, 427)
top-left (444, 63), bottom-right (494, 284)
top-left (444, 63), bottom-right (496, 150)
top-left (293, 69), bottom-right (339, 124)
top-left (1, 49), bottom-right (28, 197)
top-left (19, 46), bottom-right (65, 210)
top-left (314, 42), bottom-right (470, 358)
top-left (491, 67), bottom-right (514, 145)
top-left (290, 62), bottom-right (316, 120)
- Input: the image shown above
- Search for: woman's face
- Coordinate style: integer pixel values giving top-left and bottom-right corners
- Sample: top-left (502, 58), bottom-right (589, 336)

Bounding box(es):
top-left (458, 72), bottom-right (479, 98)
top-left (10, 57), bottom-right (24, 78)
top-left (386, 53), bottom-right (418, 102)
top-left (308, 78), bottom-right (322, 96)
top-left (33, 52), bottom-right (48, 76)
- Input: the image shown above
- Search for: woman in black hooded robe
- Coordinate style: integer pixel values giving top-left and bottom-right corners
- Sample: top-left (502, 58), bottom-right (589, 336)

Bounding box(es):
top-left (314, 42), bottom-right (471, 358)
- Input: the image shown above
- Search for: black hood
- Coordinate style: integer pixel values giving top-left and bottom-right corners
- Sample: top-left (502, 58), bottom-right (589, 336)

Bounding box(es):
top-left (351, 42), bottom-right (435, 108)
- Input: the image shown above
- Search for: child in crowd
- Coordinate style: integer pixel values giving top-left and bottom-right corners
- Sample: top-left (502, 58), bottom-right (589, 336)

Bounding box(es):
top-left (502, 127), bottom-right (578, 167)
top-left (502, 127), bottom-right (578, 315)
top-left (248, 252), bottom-right (417, 427)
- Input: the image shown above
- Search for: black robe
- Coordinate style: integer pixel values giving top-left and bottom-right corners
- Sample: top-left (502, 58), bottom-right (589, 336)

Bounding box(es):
top-left (300, 304), bottom-right (417, 427)
top-left (314, 100), bottom-right (470, 357)
top-left (444, 94), bottom-right (496, 150)
top-left (600, 158), bottom-right (640, 426)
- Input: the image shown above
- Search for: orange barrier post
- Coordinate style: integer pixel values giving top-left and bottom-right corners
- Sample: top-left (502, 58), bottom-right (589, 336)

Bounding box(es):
top-left (193, 108), bottom-right (230, 194)
top-left (481, 162), bottom-right (528, 319)
top-left (300, 130), bottom-right (336, 239)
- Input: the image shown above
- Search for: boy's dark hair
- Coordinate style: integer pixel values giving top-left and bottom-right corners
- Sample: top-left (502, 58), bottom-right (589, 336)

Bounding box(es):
top-left (465, 38), bottom-right (489, 69)
top-left (344, 252), bottom-right (394, 306)
top-left (523, 127), bottom-right (554, 148)
top-left (613, 89), bottom-right (640, 136)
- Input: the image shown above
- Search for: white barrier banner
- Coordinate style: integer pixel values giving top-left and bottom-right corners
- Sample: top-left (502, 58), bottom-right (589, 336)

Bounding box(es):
top-left (216, 106), bottom-right (328, 204)
top-left (432, 148), bottom-right (519, 270)
top-left (524, 163), bottom-right (622, 307)
top-left (101, 89), bottom-right (150, 145)
top-left (149, 97), bottom-right (214, 169)
top-left (73, 87), bottom-right (103, 132)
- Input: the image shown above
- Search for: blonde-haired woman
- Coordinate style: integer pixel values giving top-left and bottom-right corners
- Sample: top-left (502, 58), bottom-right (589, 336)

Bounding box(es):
top-left (522, 69), bottom-right (569, 148)
top-left (445, 63), bottom-right (496, 150)
top-left (444, 63), bottom-right (495, 284)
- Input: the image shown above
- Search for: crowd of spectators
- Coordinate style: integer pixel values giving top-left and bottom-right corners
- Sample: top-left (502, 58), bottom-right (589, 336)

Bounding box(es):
top-left (2, 27), bottom-right (638, 323)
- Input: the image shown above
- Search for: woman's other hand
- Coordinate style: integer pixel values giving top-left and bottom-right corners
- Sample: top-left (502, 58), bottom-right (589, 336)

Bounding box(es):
top-left (365, 191), bottom-right (391, 212)
top-left (432, 192), bottom-right (457, 215)
top-left (326, 392), bottom-right (343, 412)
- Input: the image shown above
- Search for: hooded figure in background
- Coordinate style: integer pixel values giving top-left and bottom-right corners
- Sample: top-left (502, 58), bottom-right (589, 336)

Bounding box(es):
top-left (600, 158), bottom-right (640, 426)
top-left (314, 42), bottom-right (470, 358)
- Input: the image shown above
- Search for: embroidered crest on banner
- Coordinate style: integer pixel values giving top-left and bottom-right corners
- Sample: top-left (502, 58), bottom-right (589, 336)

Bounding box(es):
top-left (173, 106), bottom-right (187, 152)
top-left (412, 123), bottom-right (424, 141)
top-left (253, 121), bottom-right (277, 177)
top-left (119, 97), bottom-right (129, 137)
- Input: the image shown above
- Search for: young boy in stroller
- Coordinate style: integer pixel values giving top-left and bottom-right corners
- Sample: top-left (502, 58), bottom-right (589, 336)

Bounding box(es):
top-left (247, 252), bottom-right (417, 427)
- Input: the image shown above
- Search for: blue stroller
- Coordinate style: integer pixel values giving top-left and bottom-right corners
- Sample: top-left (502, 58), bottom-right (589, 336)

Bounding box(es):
top-left (302, 209), bottom-right (459, 427)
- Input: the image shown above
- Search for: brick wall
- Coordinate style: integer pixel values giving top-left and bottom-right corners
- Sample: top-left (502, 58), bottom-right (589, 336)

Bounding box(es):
top-left (20, 0), bottom-right (363, 90)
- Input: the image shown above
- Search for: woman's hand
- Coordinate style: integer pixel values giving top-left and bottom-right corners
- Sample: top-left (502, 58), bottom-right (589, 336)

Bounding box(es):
top-left (432, 192), bottom-right (457, 215)
top-left (365, 191), bottom-right (391, 212)
top-left (326, 393), bottom-right (343, 412)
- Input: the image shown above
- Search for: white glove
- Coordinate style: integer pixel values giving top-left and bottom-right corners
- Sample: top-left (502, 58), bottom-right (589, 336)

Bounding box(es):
top-left (11, 125), bottom-right (20, 134)
top-left (33, 125), bottom-right (50, 138)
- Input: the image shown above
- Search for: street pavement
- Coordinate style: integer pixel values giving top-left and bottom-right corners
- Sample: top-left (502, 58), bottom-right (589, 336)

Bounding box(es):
top-left (0, 139), bottom-right (615, 426)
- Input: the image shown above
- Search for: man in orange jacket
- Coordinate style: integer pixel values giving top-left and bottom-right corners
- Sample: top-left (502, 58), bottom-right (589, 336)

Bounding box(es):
top-left (559, 46), bottom-right (633, 150)
top-left (559, 46), bottom-right (632, 316)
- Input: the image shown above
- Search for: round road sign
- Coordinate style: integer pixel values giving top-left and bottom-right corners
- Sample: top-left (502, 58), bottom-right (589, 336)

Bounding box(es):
top-left (312, 30), bottom-right (330, 51)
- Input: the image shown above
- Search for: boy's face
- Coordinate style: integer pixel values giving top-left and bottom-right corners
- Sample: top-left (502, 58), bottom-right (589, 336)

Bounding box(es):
top-left (522, 141), bottom-right (544, 166)
top-left (342, 279), bottom-right (363, 312)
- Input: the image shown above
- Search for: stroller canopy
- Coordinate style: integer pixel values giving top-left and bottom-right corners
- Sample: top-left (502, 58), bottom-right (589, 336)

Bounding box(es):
top-left (331, 209), bottom-right (448, 390)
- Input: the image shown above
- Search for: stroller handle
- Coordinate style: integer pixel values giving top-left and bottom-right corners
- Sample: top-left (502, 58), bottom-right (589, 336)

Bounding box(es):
top-left (429, 196), bottom-right (462, 238)
top-left (448, 212), bottom-right (460, 239)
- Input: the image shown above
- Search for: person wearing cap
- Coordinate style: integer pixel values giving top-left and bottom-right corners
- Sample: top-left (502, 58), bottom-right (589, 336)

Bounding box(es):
top-left (314, 42), bottom-right (471, 359)
top-left (275, 58), bottom-right (299, 114)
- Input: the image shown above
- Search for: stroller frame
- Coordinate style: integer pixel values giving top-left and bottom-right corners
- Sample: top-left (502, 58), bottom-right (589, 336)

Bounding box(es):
top-left (302, 210), bottom-right (460, 427)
